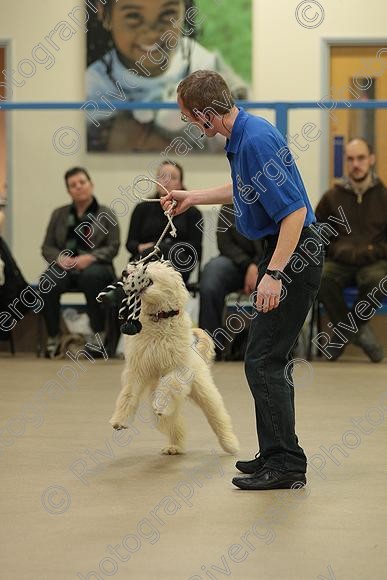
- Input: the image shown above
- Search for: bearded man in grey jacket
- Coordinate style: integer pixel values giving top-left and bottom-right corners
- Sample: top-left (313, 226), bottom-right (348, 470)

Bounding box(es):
top-left (316, 138), bottom-right (387, 362)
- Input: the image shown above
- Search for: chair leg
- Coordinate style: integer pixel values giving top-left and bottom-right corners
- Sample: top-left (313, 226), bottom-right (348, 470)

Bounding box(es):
top-left (9, 331), bottom-right (15, 355)
top-left (105, 305), bottom-right (120, 359)
top-left (36, 313), bottom-right (44, 358)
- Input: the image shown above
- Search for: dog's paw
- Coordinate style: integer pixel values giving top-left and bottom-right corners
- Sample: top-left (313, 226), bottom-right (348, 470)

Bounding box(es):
top-left (220, 434), bottom-right (240, 455)
top-left (161, 445), bottom-right (184, 455)
top-left (109, 418), bottom-right (128, 430)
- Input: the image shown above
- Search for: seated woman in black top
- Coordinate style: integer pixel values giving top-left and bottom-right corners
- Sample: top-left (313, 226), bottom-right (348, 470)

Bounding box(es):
top-left (126, 161), bottom-right (202, 285)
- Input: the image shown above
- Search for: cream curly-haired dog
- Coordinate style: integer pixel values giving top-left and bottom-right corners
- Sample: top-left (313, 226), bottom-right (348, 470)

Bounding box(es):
top-left (109, 260), bottom-right (240, 455)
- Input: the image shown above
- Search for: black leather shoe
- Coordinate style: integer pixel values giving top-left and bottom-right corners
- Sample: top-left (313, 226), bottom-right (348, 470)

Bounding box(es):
top-left (235, 453), bottom-right (265, 474)
top-left (232, 468), bottom-right (306, 490)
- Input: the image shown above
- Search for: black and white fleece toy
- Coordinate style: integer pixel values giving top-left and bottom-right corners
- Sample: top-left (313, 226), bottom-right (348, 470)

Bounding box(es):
top-left (97, 260), bottom-right (153, 335)
top-left (96, 178), bottom-right (177, 336)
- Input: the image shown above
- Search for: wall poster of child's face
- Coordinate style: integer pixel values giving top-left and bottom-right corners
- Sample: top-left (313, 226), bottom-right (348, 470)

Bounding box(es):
top-left (86, 0), bottom-right (252, 153)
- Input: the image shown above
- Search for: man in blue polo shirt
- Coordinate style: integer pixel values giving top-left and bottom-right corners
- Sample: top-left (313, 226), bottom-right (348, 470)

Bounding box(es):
top-left (161, 70), bottom-right (324, 490)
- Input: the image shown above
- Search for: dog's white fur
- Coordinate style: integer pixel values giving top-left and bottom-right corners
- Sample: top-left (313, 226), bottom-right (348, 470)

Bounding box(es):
top-left (109, 261), bottom-right (240, 455)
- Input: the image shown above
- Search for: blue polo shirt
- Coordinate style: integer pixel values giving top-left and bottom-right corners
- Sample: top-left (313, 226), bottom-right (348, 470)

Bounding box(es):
top-left (225, 108), bottom-right (315, 240)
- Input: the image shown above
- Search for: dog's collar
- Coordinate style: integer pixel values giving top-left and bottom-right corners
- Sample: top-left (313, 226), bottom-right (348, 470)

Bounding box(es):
top-left (150, 309), bottom-right (180, 322)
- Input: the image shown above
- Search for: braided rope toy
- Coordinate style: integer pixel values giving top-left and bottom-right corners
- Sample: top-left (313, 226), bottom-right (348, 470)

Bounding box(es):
top-left (96, 178), bottom-right (177, 335)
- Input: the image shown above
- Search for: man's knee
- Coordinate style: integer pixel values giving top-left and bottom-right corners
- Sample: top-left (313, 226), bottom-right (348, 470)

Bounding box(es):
top-left (358, 264), bottom-right (387, 290)
top-left (244, 351), bottom-right (265, 380)
top-left (201, 258), bottom-right (239, 297)
top-left (318, 269), bottom-right (346, 299)
top-left (200, 268), bottom-right (223, 298)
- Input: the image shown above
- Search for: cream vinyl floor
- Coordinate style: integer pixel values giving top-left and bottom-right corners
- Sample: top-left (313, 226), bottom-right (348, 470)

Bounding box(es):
top-left (0, 355), bottom-right (386, 580)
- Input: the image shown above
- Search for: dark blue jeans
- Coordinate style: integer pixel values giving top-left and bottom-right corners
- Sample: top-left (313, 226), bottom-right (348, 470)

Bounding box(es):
top-left (244, 226), bottom-right (324, 473)
top-left (199, 256), bottom-right (245, 335)
top-left (318, 259), bottom-right (387, 337)
top-left (41, 263), bottom-right (115, 337)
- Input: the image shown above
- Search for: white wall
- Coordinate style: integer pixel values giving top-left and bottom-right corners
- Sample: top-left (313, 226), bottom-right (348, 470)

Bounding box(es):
top-left (255, 0), bottom-right (387, 206)
top-left (0, 0), bottom-right (230, 280)
top-left (1, 0), bottom-right (387, 280)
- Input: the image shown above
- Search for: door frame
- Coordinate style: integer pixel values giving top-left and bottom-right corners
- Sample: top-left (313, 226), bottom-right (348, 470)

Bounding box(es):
top-left (0, 38), bottom-right (13, 246)
top-left (320, 37), bottom-right (387, 195)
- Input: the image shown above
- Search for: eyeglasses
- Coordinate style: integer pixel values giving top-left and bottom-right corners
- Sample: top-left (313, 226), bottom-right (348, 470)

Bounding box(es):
top-left (180, 113), bottom-right (190, 123)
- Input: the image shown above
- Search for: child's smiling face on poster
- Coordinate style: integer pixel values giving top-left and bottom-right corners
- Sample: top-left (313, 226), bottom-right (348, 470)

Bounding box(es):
top-left (107, 0), bottom-right (186, 76)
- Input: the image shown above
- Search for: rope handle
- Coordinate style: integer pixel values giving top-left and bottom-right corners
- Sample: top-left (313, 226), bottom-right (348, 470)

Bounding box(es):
top-left (96, 177), bottom-right (178, 305)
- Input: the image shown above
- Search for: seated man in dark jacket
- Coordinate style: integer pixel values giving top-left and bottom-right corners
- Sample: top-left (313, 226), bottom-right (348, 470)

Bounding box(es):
top-left (199, 204), bottom-right (264, 357)
top-left (316, 138), bottom-right (387, 362)
top-left (41, 167), bottom-right (120, 358)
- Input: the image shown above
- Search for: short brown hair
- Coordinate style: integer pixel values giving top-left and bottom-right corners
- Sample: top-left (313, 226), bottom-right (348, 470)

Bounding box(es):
top-left (177, 70), bottom-right (234, 116)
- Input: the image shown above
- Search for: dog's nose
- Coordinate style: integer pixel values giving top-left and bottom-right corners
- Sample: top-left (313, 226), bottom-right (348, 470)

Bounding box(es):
top-left (121, 270), bottom-right (128, 278)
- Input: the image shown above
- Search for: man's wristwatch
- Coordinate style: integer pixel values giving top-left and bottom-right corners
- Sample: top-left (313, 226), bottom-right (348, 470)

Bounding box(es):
top-left (266, 269), bottom-right (283, 281)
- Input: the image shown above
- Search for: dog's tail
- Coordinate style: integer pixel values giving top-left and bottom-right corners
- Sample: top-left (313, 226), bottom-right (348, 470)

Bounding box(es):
top-left (191, 328), bottom-right (215, 366)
